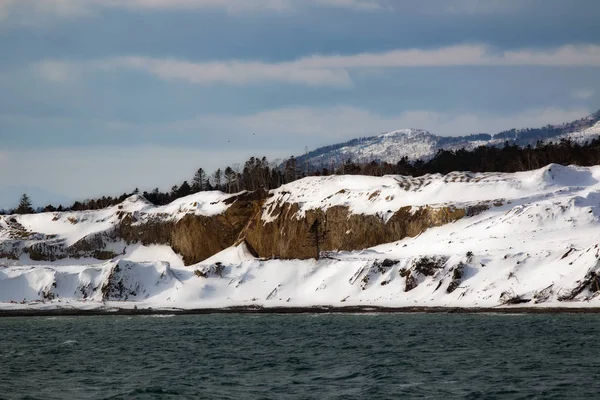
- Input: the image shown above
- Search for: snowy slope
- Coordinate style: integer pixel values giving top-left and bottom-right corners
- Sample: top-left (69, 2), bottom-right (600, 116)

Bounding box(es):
top-left (262, 163), bottom-right (594, 221)
top-left (0, 191), bottom-right (239, 265)
top-left (3, 164), bottom-right (600, 310)
top-left (11, 192), bottom-right (235, 246)
top-left (551, 121), bottom-right (600, 144)
top-left (298, 111), bottom-right (600, 165)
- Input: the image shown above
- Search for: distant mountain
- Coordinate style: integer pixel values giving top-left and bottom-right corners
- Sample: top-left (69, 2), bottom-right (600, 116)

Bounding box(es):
top-left (296, 109), bottom-right (600, 168)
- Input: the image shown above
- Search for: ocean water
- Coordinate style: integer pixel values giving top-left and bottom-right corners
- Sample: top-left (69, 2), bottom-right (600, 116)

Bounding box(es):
top-left (1, 313), bottom-right (600, 399)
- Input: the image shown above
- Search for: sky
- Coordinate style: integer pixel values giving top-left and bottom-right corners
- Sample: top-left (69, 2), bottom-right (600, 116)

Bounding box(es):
top-left (1, 0), bottom-right (600, 208)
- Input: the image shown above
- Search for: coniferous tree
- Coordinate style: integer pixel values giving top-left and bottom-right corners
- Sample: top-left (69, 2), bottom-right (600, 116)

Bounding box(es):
top-left (212, 168), bottom-right (223, 192)
top-left (224, 167), bottom-right (237, 193)
top-left (284, 156), bottom-right (298, 183)
top-left (177, 181), bottom-right (192, 198)
top-left (42, 204), bottom-right (57, 213)
top-left (192, 168), bottom-right (207, 193)
top-left (15, 194), bottom-right (34, 214)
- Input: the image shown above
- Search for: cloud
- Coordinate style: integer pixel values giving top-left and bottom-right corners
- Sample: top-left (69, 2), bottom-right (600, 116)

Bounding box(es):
top-left (118, 56), bottom-right (353, 86)
top-left (311, 0), bottom-right (384, 11)
top-left (298, 44), bottom-right (600, 68)
top-left (0, 0), bottom-right (386, 23)
top-left (0, 0), bottom-right (92, 22)
top-left (572, 88), bottom-right (595, 100)
top-left (33, 57), bottom-right (353, 87)
top-left (35, 44), bottom-right (600, 87)
top-left (0, 0), bottom-right (13, 19)
top-left (118, 0), bottom-right (387, 12)
top-left (0, 0), bottom-right (290, 20)
top-left (34, 60), bottom-right (81, 84)
top-left (1, 0), bottom-right (534, 21)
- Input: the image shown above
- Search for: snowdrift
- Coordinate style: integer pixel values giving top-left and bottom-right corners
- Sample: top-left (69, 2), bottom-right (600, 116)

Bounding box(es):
top-left (0, 260), bottom-right (181, 304)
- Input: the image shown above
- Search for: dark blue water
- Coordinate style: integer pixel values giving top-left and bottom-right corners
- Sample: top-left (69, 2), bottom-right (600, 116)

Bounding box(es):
top-left (1, 313), bottom-right (600, 399)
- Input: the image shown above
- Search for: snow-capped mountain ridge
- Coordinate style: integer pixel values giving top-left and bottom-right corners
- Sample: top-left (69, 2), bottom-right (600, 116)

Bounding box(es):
top-left (297, 110), bottom-right (600, 166)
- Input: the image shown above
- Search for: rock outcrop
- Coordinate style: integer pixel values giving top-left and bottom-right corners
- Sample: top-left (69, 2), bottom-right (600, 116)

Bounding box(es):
top-left (243, 204), bottom-right (467, 259)
top-left (0, 171), bottom-right (525, 265)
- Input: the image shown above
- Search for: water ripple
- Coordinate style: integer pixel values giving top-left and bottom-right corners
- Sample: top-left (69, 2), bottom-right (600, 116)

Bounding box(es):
top-left (1, 314), bottom-right (600, 399)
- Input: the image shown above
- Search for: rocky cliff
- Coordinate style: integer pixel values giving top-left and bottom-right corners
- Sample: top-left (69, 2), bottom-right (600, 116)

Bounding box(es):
top-left (0, 173), bottom-right (504, 265)
top-left (0, 164), bottom-right (592, 267)
top-left (3, 164), bottom-right (600, 309)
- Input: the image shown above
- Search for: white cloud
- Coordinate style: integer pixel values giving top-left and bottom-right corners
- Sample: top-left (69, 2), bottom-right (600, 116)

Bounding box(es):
top-left (35, 44), bottom-right (600, 87)
top-left (118, 56), bottom-right (353, 86)
top-left (311, 0), bottom-right (384, 11)
top-left (0, 0), bottom-right (14, 19)
top-left (572, 88), bottom-right (595, 100)
top-left (34, 57), bottom-right (352, 87)
top-left (0, 0), bottom-right (92, 22)
top-left (34, 60), bottom-right (81, 84)
top-left (298, 44), bottom-right (600, 68)
top-left (119, 0), bottom-right (387, 12)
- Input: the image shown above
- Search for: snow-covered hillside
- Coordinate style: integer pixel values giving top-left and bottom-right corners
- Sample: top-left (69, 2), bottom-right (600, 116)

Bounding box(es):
top-left (3, 164), bottom-right (600, 311)
top-left (297, 112), bottom-right (600, 166)
top-left (0, 191), bottom-right (241, 264)
top-left (551, 120), bottom-right (600, 144)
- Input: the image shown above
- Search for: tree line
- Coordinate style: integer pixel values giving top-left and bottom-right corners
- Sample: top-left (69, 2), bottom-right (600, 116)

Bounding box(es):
top-left (4, 137), bottom-right (600, 215)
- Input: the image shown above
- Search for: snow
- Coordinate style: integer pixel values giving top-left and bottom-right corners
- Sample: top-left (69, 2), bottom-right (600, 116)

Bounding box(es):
top-left (3, 164), bottom-right (600, 310)
top-left (152, 191), bottom-right (234, 216)
top-left (304, 119), bottom-right (600, 165)
top-left (117, 244), bottom-right (184, 267)
top-left (329, 128), bottom-right (439, 164)
top-left (198, 241), bottom-right (257, 266)
top-left (552, 121), bottom-right (600, 144)
top-left (5, 191), bottom-right (237, 247)
top-left (263, 163), bottom-right (598, 221)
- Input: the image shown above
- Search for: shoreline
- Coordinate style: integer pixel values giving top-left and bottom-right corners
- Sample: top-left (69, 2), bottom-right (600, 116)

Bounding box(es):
top-left (2, 305), bottom-right (600, 317)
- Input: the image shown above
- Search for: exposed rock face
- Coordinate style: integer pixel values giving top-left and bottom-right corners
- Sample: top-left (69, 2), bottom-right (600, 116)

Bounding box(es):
top-left (27, 230), bottom-right (121, 262)
top-left (0, 182), bottom-right (494, 264)
top-left (0, 191), bottom-right (267, 265)
top-left (119, 196), bottom-right (475, 262)
top-left (243, 204), bottom-right (467, 259)
top-left (169, 197), bottom-right (263, 265)
top-left (0, 191), bottom-right (479, 264)
top-left (114, 190), bottom-right (266, 265)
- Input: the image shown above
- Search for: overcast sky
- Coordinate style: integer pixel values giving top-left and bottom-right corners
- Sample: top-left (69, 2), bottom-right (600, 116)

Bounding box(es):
top-left (1, 0), bottom-right (600, 208)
